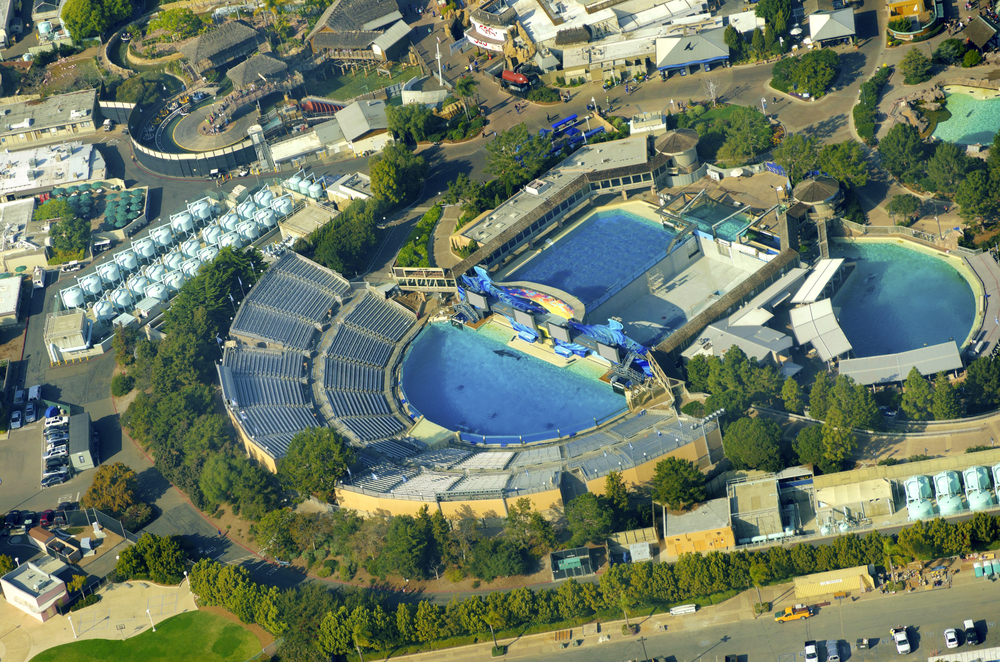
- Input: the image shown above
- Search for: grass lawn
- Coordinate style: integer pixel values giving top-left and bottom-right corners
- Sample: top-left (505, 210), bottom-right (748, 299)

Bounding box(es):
top-left (306, 63), bottom-right (420, 101)
top-left (30, 611), bottom-right (260, 662)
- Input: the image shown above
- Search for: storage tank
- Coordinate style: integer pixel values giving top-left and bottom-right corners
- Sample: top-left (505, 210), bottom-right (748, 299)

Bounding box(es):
top-left (164, 271), bottom-right (187, 292)
top-left (180, 238), bottom-right (201, 258)
top-left (61, 287), bottom-right (85, 308)
top-left (220, 211), bottom-right (240, 232)
top-left (271, 196), bottom-right (293, 216)
top-left (94, 300), bottom-right (115, 323)
top-left (171, 212), bottom-right (194, 235)
top-left (254, 188), bottom-right (274, 207)
top-left (145, 264), bottom-right (166, 283)
top-left (254, 208), bottom-right (276, 228)
top-left (111, 287), bottom-right (134, 310)
top-left (164, 252), bottom-right (185, 272)
top-left (203, 225), bottom-right (224, 246)
top-left (97, 262), bottom-right (121, 284)
top-left (190, 200), bottom-right (211, 220)
top-left (220, 233), bottom-right (244, 249)
top-left (296, 177), bottom-right (312, 195)
top-left (133, 238), bottom-right (156, 260)
top-left (182, 258), bottom-right (203, 277)
top-left (198, 246), bottom-right (219, 263)
top-left (286, 175), bottom-right (302, 192)
top-left (128, 275), bottom-right (150, 297)
top-left (38, 21), bottom-right (51, 35)
top-left (237, 221), bottom-right (260, 241)
top-left (116, 251), bottom-right (139, 273)
top-left (79, 274), bottom-right (103, 296)
top-left (145, 283), bottom-right (169, 302)
top-left (237, 199), bottom-right (257, 220)
top-left (151, 226), bottom-right (176, 248)
top-left (308, 182), bottom-right (323, 200)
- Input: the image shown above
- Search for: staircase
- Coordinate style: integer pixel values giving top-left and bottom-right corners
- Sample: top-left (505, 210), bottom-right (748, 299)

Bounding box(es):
top-left (455, 301), bottom-right (482, 322)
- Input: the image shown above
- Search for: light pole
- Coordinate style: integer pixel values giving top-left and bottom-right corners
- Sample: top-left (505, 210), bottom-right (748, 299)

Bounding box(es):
top-left (146, 609), bottom-right (156, 633)
top-left (182, 571), bottom-right (188, 586)
top-left (68, 615), bottom-right (78, 639)
top-left (14, 557), bottom-right (18, 567)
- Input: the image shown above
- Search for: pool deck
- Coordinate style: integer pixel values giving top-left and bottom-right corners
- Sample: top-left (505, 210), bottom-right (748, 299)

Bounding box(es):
top-left (942, 84), bottom-right (1000, 101)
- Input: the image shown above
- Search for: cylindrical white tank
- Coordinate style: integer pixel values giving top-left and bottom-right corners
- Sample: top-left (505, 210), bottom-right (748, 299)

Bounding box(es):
top-left (198, 246), bottom-right (219, 263)
top-left (271, 196), bottom-right (293, 216)
top-left (133, 238), bottom-right (155, 260)
top-left (164, 252), bottom-right (185, 272)
top-left (79, 274), bottom-right (103, 296)
top-left (128, 275), bottom-right (150, 297)
top-left (220, 212), bottom-right (240, 232)
top-left (145, 264), bottom-right (166, 283)
top-left (61, 287), bottom-right (84, 308)
top-left (180, 238), bottom-right (201, 258)
top-left (220, 233), bottom-right (244, 249)
top-left (97, 262), bottom-right (121, 284)
top-left (151, 226), bottom-right (175, 248)
top-left (203, 225), bottom-right (224, 245)
top-left (299, 179), bottom-right (314, 195)
top-left (190, 200), bottom-right (211, 220)
top-left (145, 283), bottom-right (169, 301)
top-left (94, 300), bottom-right (115, 322)
top-left (164, 272), bottom-right (187, 292)
top-left (111, 287), bottom-right (134, 309)
top-left (254, 189), bottom-right (274, 207)
top-left (237, 221), bottom-right (260, 241)
top-left (38, 21), bottom-right (51, 35)
top-left (182, 258), bottom-right (203, 277)
top-left (237, 200), bottom-right (257, 220)
top-left (116, 251), bottom-right (139, 272)
top-left (286, 175), bottom-right (302, 191)
top-left (171, 212), bottom-right (194, 235)
top-left (308, 182), bottom-right (323, 200)
top-left (254, 209), bottom-right (276, 228)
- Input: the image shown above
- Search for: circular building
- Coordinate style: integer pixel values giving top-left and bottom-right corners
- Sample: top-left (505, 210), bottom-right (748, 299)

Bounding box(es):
top-left (654, 128), bottom-right (700, 168)
top-left (793, 176), bottom-right (842, 215)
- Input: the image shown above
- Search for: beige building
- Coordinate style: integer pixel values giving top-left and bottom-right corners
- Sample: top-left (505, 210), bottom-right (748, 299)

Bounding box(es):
top-left (793, 565), bottom-right (875, 599)
top-left (0, 556), bottom-right (70, 622)
top-left (0, 89), bottom-right (98, 148)
top-left (663, 498), bottom-right (735, 556)
top-left (0, 275), bottom-right (19, 325)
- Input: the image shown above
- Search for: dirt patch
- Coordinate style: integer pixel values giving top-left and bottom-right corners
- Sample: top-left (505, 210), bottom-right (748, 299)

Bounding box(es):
top-left (32, 47), bottom-right (103, 95)
top-left (199, 604), bottom-right (276, 648)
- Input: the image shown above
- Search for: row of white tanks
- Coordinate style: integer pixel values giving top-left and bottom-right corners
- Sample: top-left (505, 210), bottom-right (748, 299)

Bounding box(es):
top-left (61, 191), bottom-right (294, 321)
top-left (284, 172), bottom-right (326, 201)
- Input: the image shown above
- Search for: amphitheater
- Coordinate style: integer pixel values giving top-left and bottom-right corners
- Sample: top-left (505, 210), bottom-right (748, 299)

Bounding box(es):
top-left (222, 251), bottom-right (723, 519)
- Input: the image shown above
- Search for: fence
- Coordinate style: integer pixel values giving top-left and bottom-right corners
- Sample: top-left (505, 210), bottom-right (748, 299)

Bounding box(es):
top-left (241, 639), bottom-right (282, 662)
top-left (835, 218), bottom-right (982, 254)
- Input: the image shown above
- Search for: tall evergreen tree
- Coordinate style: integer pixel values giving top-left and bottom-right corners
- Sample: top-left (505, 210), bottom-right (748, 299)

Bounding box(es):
top-left (901, 367), bottom-right (934, 421)
top-left (931, 371), bottom-right (962, 420)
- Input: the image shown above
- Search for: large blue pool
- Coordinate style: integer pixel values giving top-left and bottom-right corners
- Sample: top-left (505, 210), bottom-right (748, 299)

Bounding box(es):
top-left (400, 323), bottom-right (626, 439)
top-left (832, 242), bottom-right (975, 357)
top-left (931, 91), bottom-right (1000, 145)
top-left (508, 209), bottom-right (674, 307)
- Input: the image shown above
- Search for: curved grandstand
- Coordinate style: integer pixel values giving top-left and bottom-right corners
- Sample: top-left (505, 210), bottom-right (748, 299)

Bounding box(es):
top-left (223, 251), bottom-right (723, 519)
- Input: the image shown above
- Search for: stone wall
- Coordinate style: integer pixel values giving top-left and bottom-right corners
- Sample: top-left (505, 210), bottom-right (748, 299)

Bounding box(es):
top-left (125, 44), bottom-right (184, 68)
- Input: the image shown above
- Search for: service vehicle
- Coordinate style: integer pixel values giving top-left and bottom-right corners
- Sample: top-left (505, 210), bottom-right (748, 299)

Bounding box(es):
top-left (803, 640), bottom-right (818, 662)
top-left (890, 626), bottom-right (911, 654)
top-left (964, 620), bottom-right (979, 646)
top-left (103, 118), bottom-right (113, 132)
top-left (775, 605), bottom-right (813, 623)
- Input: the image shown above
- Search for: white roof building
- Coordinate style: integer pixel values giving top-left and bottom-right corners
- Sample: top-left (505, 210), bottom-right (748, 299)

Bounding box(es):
top-left (0, 556), bottom-right (69, 622)
top-left (808, 8), bottom-right (856, 43)
top-left (0, 142), bottom-right (106, 198)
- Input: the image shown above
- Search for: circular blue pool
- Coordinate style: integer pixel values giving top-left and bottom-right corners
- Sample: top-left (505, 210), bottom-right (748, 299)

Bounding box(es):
top-left (831, 241), bottom-right (976, 357)
top-left (400, 323), bottom-right (626, 439)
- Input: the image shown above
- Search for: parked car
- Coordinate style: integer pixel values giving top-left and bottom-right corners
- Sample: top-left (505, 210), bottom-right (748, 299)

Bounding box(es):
top-left (826, 640), bottom-right (841, 662)
top-left (945, 628), bottom-right (959, 649)
top-left (20, 512), bottom-right (36, 529)
top-left (42, 468), bottom-right (68, 479)
top-left (43, 448), bottom-right (67, 460)
top-left (891, 626), bottom-right (911, 654)
top-left (4, 510), bottom-right (21, 528)
top-left (965, 620), bottom-right (980, 646)
top-left (45, 416), bottom-right (69, 428)
top-left (10, 410), bottom-right (21, 430)
top-left (44, 430), bottom-right (68, 439)
top-left (44, 433), bottom-right (69, 443)
top-left (40, 510), bottom-right (54, 527)
top-left (41, 475), bottom-right (66, 488)
top-left (24, 402), bottom-right (35, 423)
top-left (13, 389), bottom-right (23, 405)
top-left (804, 640), bottom-right (818, 662)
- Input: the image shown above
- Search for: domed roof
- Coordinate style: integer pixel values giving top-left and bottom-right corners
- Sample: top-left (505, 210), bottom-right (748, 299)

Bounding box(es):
top-left (793, 176), bottom-right (840, 204)
top-left (655, 128), bottom-right (700, 154)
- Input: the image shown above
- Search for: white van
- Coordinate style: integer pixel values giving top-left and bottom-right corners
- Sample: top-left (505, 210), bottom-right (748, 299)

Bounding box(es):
top-left (27, 385), bottom-right (41, 402)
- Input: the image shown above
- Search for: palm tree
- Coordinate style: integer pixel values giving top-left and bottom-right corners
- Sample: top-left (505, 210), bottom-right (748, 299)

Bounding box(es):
top-left (455, 77), bottom-right (478, 121)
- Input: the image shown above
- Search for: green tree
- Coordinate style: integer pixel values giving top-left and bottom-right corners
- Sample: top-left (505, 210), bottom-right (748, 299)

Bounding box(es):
top-left (956, 170), bottom-right (1000, 227)
top-left (0, 555), bottom-right (13, 576)
top-left (793, 424), bottom-right (841, 473)
top-left (318, 606), bottom-right (353, 655)
top-left (821, 406), bottom-right (857, 464)
top-left (927, 142), bottom-right (974, 194)
top-left (771, 133), bottom-right (818, 186)
top-left (685, 354), bottom-right (712, 393)
top-left (751, 27), bottom-right (765, 57)
top-left (828, 374), bottom-right (881, 431)
top-left (755, 0), bottom-right (791, 26)
top-left (485, 124), bottom-right (553, 192)
top-left (724, 24), bottom-right (745, 60)
top-left (369, 143), bottom-right (427, 206)
top-left (932, 371), bottom-right (962, 420)
top-left (414, 600), bottom-right (443, 642)
top-left (116, 74), bottom-right (160, 106)
top-left (718, 105), bottom-right (772, 166)
top-left (966, 357), bottom-right (1000, 413)
top-left (879, 123), bottom-right (925, 182)
top-left (387, 104), bottom-right (439, 143)
top-left (61, 0), bottom-right (105, 39)
top-left (466, 538), bottom-right (530, 582)
top-left (504, 497), bottom-right (556, 555)
top-left (780, 377), bottom-right (804, 414)
top-left (723, 417), bottom-right (784, 472)
top-left (112, 325), bottom-right (139, 366)
top-left (149, 8), bottom-right (204, 39)
top-left (81, 462), bottom-right (137, 515)
top-left (963, 49), bottom-right (983, 68)
top-left (278, 427), bottom-right (355, 499)
top-left (454, 76), bottom-right (479, 120)
top-left (901, 366), bottom-right (934, 421)
top-left (808, 371), bottom-right (833, 419)
top-left (115, 533), bottom-right (186, 584)
top-left (652, 457), bottom-right (706, 510)
top-left (565, 493), bottom-right (615, 546)
top-left (900, 48), bottom-right (932, 84)
top-left (749, 562), bottom-right (770, 608)
top-left (886, 194), bottom-right (921, 222)
top-left (792, 49), bottom-right (839, 97)
top-left (44, 206), bottom-right (90, 256)
top-left (604, 470), bottom-right (630, 524)
top-left (933, 38), bottom-right (966, 64)
top-left (818, 140), bottom-right (869, 188)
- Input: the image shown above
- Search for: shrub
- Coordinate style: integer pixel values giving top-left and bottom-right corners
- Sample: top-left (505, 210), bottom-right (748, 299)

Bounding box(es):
top-left (111, 373), bottom-right (135, 397)
top-left (681, 401), bottom-right (705, 418)
top-left (69, 594), bottom-right (102, 612)
top-left (444, 566), bottom-right (465, 583)
top-left (877, 457), bottom-right (900, 466)
top-left (555, 76), bottom-right (566, 86)
top-left (472, 580), bottom-right (481, 589)
top-left (316, 566), bottom-right (332, 578)
top-left (967, 445), bottom-right (992, 453)
top-left (395, 205), bottom-right (443, 268)
top-left (754, 602), bottom-right (771, 615)
top-left (963, 49), bottom-right (983, 68)
top-left (908, 454), bottom-right (931, 463)
top-left (527, 87), bottom-right (560, 103)
top-left (339, 559), bottom-right (357, 581)
top-left (853, 67), bottom-right (892, 145)
top-left (121, 502), bottom-right (154, 531)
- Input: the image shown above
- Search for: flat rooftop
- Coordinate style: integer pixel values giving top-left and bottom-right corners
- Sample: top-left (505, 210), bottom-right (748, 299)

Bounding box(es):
top-left (0, 142), bottom-right (104, 197)
top-left (664, 497), bottom-right (730, 536)
top-left (0, 89), bottom-right (97, 136)
top-left (3, 556), bottom-right (67, 597)
top-left (563, 38), bottom-right (656, 69)
top-left (0, 278), bottom-right (19, 316)
top-left (279, 203), bottom-right (338, 238)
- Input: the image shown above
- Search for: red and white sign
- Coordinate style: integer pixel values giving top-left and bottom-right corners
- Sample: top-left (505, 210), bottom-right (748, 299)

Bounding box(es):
top-left (472, 17), bottom-right (506, 40)
top-left (467, 33), bottom-right (504, 52)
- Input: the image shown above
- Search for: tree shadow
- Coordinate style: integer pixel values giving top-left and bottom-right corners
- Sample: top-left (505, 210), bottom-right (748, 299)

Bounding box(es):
top-left (836, 51), bottom-right (868, 88)
top-left (803, 114), bottom-right (847, 142)
top-left (133, 466), bottom-right (171, 505)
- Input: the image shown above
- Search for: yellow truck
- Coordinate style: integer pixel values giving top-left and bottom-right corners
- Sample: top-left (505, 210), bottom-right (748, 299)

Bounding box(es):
top-left (774, 605), bottom-right (813, 623)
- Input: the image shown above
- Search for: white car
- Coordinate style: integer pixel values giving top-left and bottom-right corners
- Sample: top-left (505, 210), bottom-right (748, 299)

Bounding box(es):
top-left (43, 448), bottom-right (67, 460)
top-left (891, 626), bottom-right (911, 654)
top-left (804, 640), bottom-right (818, 662)
top-left (945, 628), bottom-right (959, 649)
top-left (10, 410), bottom-right (21, 430)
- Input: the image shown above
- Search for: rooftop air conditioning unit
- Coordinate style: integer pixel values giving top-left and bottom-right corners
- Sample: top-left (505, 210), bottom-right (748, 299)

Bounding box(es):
top-left (525, 179), bottom-right (549, 195)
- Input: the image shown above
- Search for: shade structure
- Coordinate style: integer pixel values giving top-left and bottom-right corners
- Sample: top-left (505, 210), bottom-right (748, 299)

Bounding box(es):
top-left (129, 203), bottom-right (143, 211)
top-left (77, 183), bottom-right (91, 191)
top-left (116, 209), bottom-right (130, 221)
top-left (105, 192), bottom-right (119, 201)
top-left (0, 273), bottom-right (11, 279)
top-left (65, 185), bottom-right (78, 193)
top-left (127, 211), bottom-right (139, 220)
top-left (51, 187), bottom-right (65, 196)
top-left (115, 219), bottom-right (127, 228)
top-left (14, 266), bottom-right (25, 273)
top-left (91, 182), bottom-right (107, 189)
